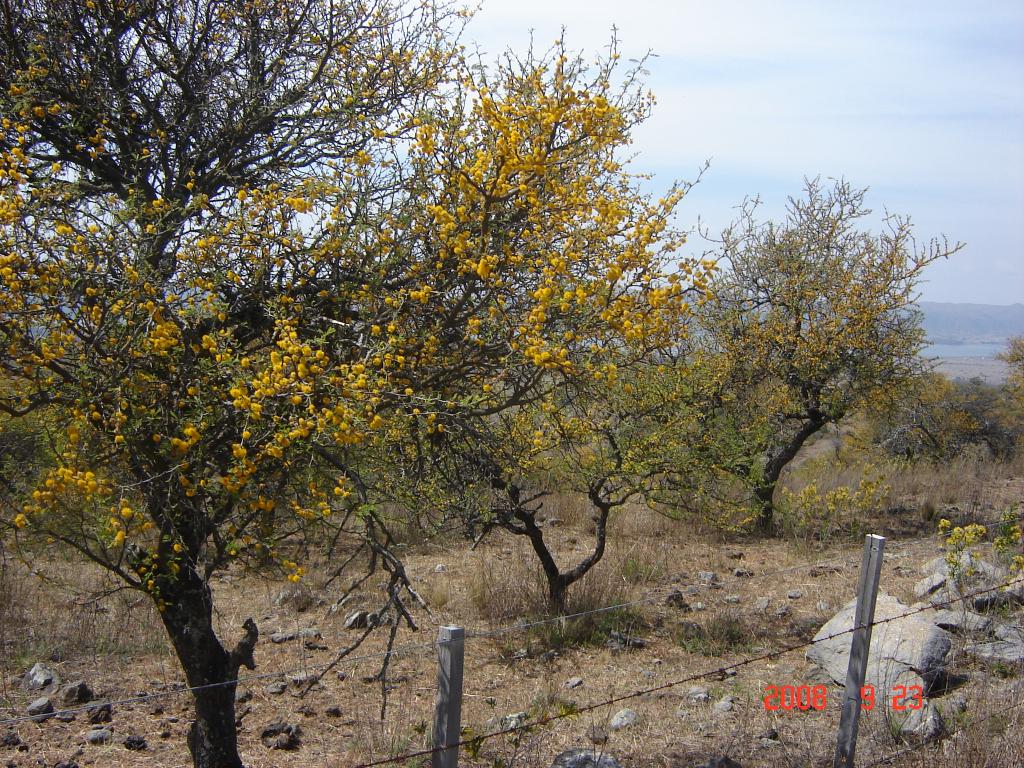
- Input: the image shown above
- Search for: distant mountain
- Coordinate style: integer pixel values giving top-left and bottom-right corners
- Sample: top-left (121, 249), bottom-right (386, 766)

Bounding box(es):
top-left (919, 302), bottom-right (1024, 345)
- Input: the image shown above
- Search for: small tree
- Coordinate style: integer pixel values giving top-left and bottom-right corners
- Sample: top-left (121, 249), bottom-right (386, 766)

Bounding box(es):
top-left (693, 179), bottom-right (960, 531)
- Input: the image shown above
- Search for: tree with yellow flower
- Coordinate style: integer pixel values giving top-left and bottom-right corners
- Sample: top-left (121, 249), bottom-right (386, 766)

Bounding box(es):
top-left (1, 3), bottom-right (710, 765)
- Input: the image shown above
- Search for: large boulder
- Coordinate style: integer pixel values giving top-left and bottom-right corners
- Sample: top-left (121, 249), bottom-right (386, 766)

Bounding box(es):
top-left (807, 593), bottom-right (951, 694)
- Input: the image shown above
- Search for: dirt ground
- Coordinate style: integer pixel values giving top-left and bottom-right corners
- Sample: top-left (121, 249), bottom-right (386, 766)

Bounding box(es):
top-left (2, 490), bottom-right (1024, 768)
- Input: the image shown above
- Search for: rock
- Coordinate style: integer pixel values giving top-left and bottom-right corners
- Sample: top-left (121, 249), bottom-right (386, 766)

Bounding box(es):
top-left (754, 597), bottom-right (771, 612)
top-left (995, 624), bottom-right (1024, 642)
top-left (920, 605), bottom-right (993, 635)
top-left (27, 697), bottom-right (54, 720)
top-left (963, 640), bottom-right (1024, 664)
top-left (733, 567), bottom-right (754, 578)
top-left (343, 610), bottom-right (370, 630)
top-left (713, 695), bottom-right (738, 713)
top-left (923, 552), bottom-right (1006, 582)
top-left (60, 681), bottom-right (93, 706)
top-left (21, 663), bottom-right (58, 692)
top-left (298, 627), bottom-right (321, 639)
top-left (697, 571), bottom-right (719, 585)
top-left (816, 601), bottom-right (831, 612)
top-left (692, 602), bottom-right (707, 611)
top-left (806, 593), bottom-right (951, 695)
top-left (269, 631), bottom-right (296, 644)
top-left (608, 708), bottom-right (638, 730)
top-left (723, 595), bottom-right (740, 604)
top-left (490, 712), bottom-right (527, 731)
top-left (772, 605), bottom-right (790, 618)
top-left (943, 694), bottom-right (968, 714)
top-left (55, 710), bottom-right (76, 722)
top-left (606, 630), bottom-right (645, 651)
top-left (665, 589), bottom-right (692, 610)
top-left (914, 573), bottom-right (947, 599)
top-left (550, 749), bottom-right (622, 768)
top-left (325, 706), bottom-right (343, 717)
top-left (123, 735), bottom-right (147, 751)
top-left (895, 701), bottom-right (944, 744)
top-left (434, 564), bottom-right (447, 573)
top-left (565, 677), bottom-right (584, 689)
top-left (260, 721), bottom-right (301, 750)
top-left (686, 686), bottom-right (711, 704)
top-left (85, 728), bottom-right (113, 745)
top-left (86, 703), bottom-right (112, 724)
top-left (787, 590), bottom-right (803, 600)
top-left (265, 681), bottom-right (287, 695)
top-left (586, 725), bottom-right (608, 744)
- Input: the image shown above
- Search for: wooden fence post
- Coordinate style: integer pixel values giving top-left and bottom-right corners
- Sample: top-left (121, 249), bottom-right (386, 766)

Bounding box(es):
top-left (432, 625), bottom-right (465, 768)
top-left (834, 533), bottom-right (886, 768)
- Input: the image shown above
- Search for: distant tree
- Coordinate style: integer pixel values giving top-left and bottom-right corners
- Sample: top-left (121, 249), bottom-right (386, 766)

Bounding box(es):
top-left (692, 179), bottom-right (960, 531)
top-left (1000, 336), bottom-right (1024, 406)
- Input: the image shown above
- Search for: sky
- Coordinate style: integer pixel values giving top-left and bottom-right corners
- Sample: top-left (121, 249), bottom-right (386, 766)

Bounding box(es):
top-left (464, 0), bottom-right (1024, 305)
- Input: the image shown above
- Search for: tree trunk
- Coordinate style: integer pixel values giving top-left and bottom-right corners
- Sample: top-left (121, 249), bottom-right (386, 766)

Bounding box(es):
top-left (157, 566), bottom-right (257, 768)
top-left (753, 482), bottom-right (776, 533)
top-left (754, 413), bottom-right (827, 534)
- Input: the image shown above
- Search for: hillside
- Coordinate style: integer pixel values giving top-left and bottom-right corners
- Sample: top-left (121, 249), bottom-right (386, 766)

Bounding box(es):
top-left (920, 301), bottom-right (1024, 344)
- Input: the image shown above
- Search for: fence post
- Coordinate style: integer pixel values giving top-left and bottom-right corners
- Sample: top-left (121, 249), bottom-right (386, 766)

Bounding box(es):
top-left (834, 533), bottom-right (886, 768)
top-left (432, 625), bottom-right (465, 768)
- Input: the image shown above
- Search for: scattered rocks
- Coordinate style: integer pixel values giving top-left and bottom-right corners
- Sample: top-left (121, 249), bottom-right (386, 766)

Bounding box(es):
top-left (260, 721), bottom-right (301, 750)
top-left (60, 681), bottom-right (93, 706)
top-left (550, 749), bottom-right (622, 768)
top-left (807, 593), bottom-right (951, 695)
top-left (123, 735), bottom-right (147, 751)
top-left (608, 708), bottom-right (638, 731)
top-left (606, 631), bottom-right (645, 652)
top-left (21, 663), bottom-right (58, 692)
top-left (27, 697), bottom-right (54, 721)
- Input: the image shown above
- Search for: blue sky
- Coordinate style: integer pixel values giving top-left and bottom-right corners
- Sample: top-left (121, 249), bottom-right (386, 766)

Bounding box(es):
top-left (465, 0), bottom-right (1024, 305)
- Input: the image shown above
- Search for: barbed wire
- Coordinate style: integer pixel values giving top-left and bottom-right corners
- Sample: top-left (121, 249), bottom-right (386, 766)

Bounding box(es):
top-left (351, 573), bottom-right (1024, 767)
top-left (0, 549), bottom-right (862, 727)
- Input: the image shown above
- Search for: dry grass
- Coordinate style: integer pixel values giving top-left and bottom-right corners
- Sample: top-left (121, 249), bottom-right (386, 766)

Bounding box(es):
top-left (2, 460), bottom-right (1023, 767)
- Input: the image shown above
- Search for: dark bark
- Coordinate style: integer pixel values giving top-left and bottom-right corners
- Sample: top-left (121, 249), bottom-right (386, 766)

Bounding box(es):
top-left (158, 564), bottom-right (257, 768)
top-left (754, 412), bottom-right (826, 532)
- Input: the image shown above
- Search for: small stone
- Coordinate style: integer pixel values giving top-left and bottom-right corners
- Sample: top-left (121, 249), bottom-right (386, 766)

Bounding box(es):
top-left (21, 663), bottom-right (58, 692)
top-left (343, 611), bottom-right (370, 630)
top-left (898, 702), bottom-right (944, 744)
top-left (236, 689), bottom-right (253, 704)
top-left (86, 703), bottom-right (112, 724)
top-left (1, 732), bottom-right (22, 748)
top-left (586, 725), bottom-right (608, 744)
top-left (787, 590), bottom-right (803, 600)
top-left (723, 594), bottom-right (741, 604)
top-left (665, 589), bottom-right (691, 611)
top-left (297, 627), bottom-right (321, 639)
top-left (772, 605), bottom-right (791, 618)
top-left (566, 677), bottom-right (584, 689)
top-left (686, 686), bottom-right (711, 703)
top-left (434, 564), bottom-right (447, 573)
top-left (733, 567), bottom-right (754, 578)
top-left (816, 601), bottom-right (831, 612)
top-left (60, 681), bottom-right (93, 706)
top-left (714, 695), bottom-right (738, 714)
top-left (55, 710), bottom-right (76, 722)
top-left (269, 631), bottom-right (297, 644)
top-left (27, 697), bottom-right (54, 720)
top-left (85, 728), bottom-right (113, 745)
top-left (325, 706), bottom-right (343, 718)
top-left (697, 571), bottom-right (719, 585)
top-left (260, 721), bottom-right (301, 750)
top-left (754, 597), bottom-right (771, 612)
top-left (608, 708), bottom-right (638, 730)
top-left (692, 602), bottom-right (707, 611)
top-left (265, 682), bottom-right (287, 695)
top-left (123, 735), bottom-right (147, 751)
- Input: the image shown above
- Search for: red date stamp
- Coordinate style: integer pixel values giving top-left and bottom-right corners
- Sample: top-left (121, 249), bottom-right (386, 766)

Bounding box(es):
top-left (762, 684), bottom-right (923, 712)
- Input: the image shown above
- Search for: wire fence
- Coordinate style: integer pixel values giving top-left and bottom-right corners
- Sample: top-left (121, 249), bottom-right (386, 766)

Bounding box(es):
top-left (2, 553), bottom-right (1021, 767)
